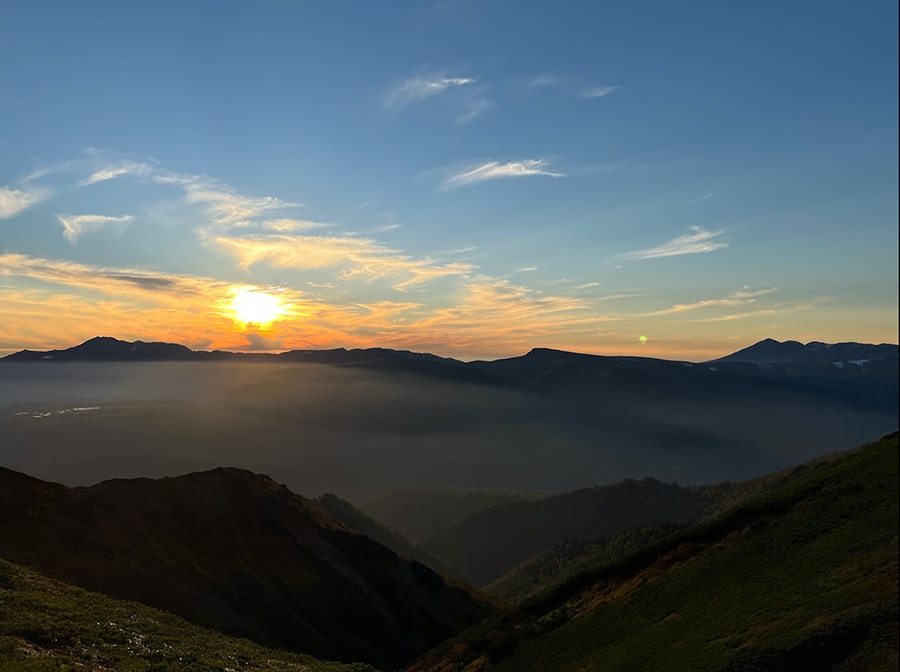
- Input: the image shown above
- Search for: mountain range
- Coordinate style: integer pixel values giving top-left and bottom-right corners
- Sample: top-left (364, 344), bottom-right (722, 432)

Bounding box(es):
top-left (0, 466), bottom-right (495, 669)
top-left (4, 334), bottom-right (896, 364)
top-left (1, 433), bottom-right (896, 671)
top-left (1, 336), bottom-right (896, 503)
top-left (4, 336), bottom-right (896, 415)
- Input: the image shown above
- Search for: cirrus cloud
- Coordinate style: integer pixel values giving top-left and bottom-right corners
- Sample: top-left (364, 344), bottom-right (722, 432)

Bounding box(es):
top-left (57, 214), bottom-right (135, 242)
top-left (385, 72), bottom-right (477, 109)
top-left (206, 233), bottom-right (475, 291)
top-left (618, 226), bottom-right (728, 261)
top-left (577, 85), bottom-right (622, 99)
top-left (0, 186), bottom-right (49, 219)
top-left (441, 159), bottom-right (564, 190)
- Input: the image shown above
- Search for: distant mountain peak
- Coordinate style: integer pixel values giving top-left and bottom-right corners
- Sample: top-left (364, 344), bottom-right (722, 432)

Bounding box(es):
top-left (714, 338), bottom-right (898, 365)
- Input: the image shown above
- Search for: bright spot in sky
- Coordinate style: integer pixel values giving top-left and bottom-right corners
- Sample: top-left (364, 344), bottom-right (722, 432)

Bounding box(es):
top-left (639, 335), bottom-right (648, 344)
top-left (229, 289), bottom-right (286, 327)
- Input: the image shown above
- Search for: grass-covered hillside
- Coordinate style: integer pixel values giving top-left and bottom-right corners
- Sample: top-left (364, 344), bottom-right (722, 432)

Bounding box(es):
top-left (407, 433), bottom-right (899, 671)
top-left (411, 470), bottom-right (807, 588)
top-left (485, 522), bottom-right (687, 603)
top-left (0, 557), bottom-right (375, 672)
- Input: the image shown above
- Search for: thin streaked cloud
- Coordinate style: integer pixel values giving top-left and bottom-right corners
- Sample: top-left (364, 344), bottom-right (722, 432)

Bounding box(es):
top-left (577, 85), bottom-right (621, 99)
top-left (646, 288), bottom-right (778, 316)
top-left (441, 159), bottom-right (563, 190)
top-left (619, 226), bottom-right (728, 261)
top-left (182, 182), bottom-right (300, 227)
top-left (681, 190), bottom-right (713, 205)
top-left (0, 253), bottom-right (230, 300)
top-left (205, 233), bottom-right (475, 291)
top-left (529, 74), bottom-right (559, 87)
top-left (57, 214), bottom-right (134, 242)
top-left (260, 218), bottom-right (332, 233)
top-left (83, 160), bottom-right (154, 185)
top-left (385, 72), bottom-right (477, 109)
top-left (457, 96), bottom-right (492, 124)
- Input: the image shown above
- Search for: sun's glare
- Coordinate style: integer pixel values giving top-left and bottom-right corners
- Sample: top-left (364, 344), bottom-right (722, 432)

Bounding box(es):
top-left (229, 289), bottom-right (286, 327)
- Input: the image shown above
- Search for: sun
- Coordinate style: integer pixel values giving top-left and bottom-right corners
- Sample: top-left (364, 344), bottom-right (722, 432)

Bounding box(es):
top-left (229, 289), bottom-right (286, 327)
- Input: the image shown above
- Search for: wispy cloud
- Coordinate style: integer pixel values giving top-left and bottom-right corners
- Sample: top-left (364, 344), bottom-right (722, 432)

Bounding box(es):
top-left (394, 276), bottom-right (607, 356)
top-left (184, 183), bottom-right (299, 227)
top-left (385, 72), bottom-right (477, 109)
top-left (529, 74), bottom-right (559, 87)
top-left (261, 218), bottom-right (331, 233)
top-left (577, 85), bottom-right (621, 99)
top-left (619, 226), bottom-right (728, 261)
top-left (0, 253), bottom-right (233, 303)
top-left (457, 96), bottom-right (492, 124)
top-left (681, 190), bottom-right (713, 205)
top-left (206, 233), bottom-right (475, 291)
top-left (646, 288), bottom-right (778, 316)
top-left (0, 186), bottom-right (49, 219)
top-left (441, 159), bottom-right (563, 190)
top-left (57, 214), bottom-right (134, 242)
top-left (83, 160), bottom-right (154, 185)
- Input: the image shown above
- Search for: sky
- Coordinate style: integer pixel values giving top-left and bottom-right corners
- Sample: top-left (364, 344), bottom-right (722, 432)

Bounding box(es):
top-left (1, 0), bottom-right (897, 361)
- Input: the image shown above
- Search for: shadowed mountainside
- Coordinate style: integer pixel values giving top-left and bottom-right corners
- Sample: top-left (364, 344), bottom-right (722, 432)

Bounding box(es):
top-left (406, 433), bottom-right (899, 671)
top-left (0, 467), bottom-right (496, 669)
top-left (314, 493), bottom-right (467, 580)
top-left (409, 473), bottom-right (809, 587)
top-left (363, 488), bottom-right (548, 544)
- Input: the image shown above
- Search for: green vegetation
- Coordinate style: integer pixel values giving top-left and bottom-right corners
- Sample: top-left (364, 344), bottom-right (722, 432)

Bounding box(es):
top-left (0, 557), bottom-right (376, 672)
top-left (484, 462), bottom-right (820, 602)
top-left (409, 433), bottom-right (899, 671)
top-left (415, 473), bottom-right (809, 587)
top-left (486, 523), bottom-right (686, 602)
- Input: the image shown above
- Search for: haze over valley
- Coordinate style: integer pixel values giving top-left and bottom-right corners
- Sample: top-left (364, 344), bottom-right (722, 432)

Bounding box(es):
top-left (2, 337), bottom-right (896, 504)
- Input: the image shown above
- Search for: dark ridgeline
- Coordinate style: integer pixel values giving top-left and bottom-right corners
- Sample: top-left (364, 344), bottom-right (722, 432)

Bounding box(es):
top-left (1, 336), bottom-right (896, 503)
top-left (0, 466), bottom-right (496, 670)
top-left (4, 336), bottom-right (897, 411)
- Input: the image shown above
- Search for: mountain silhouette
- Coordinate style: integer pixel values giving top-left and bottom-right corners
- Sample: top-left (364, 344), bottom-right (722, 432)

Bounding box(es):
top-left (0, 466), bottom-right (495, 669)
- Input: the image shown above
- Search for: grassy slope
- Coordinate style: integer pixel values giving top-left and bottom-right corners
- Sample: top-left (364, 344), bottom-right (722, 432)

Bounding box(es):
top-left (0, 558), bottom-right (376, 672)
top-left (415, 473), bottom-right (807, 588)
top-left (484, 460), bottom-right (831, 603)
top-left (485, 522), bottom-right (687, 603)
top-left (408, 433), bottom-right (899, 671)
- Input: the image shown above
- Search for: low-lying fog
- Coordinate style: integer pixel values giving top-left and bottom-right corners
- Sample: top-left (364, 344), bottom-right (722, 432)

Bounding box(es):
top-left (1, 362), bottom-right (895, 503)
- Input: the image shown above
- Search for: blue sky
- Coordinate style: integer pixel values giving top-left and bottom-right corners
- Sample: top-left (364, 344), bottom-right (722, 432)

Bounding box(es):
top-left (1, 0), bottom-right (897, 360)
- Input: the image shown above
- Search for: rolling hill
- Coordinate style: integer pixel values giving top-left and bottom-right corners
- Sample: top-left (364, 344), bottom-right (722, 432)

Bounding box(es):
top-left (0, 467), bottom-right (496, 669)
top-left (406, 433), bottom-right (899, 671)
